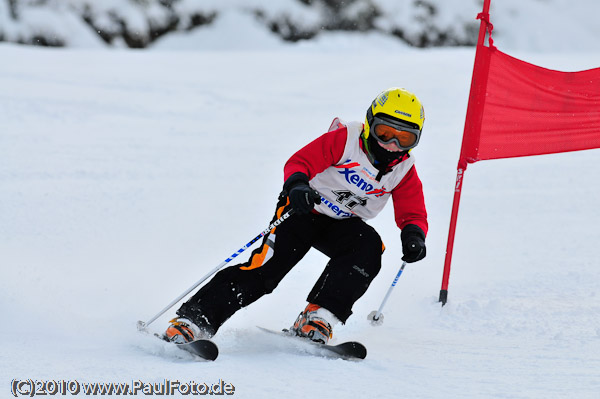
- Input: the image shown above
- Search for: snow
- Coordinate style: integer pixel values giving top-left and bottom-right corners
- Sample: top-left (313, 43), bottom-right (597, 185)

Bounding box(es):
top-left (2, 4), bottom-right (600, 399)
top-left (3, 0), bottom-right (600, 52)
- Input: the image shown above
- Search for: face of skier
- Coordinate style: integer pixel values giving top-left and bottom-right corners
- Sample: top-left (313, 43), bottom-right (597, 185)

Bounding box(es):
top-left (370, 116), bottom-right (420, 152)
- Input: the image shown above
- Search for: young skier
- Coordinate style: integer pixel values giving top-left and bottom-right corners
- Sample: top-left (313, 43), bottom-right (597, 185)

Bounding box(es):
top-left (165, 87), bottom-right (428, 345)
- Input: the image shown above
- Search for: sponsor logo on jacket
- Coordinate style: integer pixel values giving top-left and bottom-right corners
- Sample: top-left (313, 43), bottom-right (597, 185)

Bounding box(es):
top-left (335, 160), bottom-right (391, 197)
top-left (319, 196), bottom-right (353, 218)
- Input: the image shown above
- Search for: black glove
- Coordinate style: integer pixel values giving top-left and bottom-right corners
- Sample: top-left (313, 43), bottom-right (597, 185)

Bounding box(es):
top-left (283, 172), bottom-right (321, 215)
top-left (401, 224), bottom-right (426, 263)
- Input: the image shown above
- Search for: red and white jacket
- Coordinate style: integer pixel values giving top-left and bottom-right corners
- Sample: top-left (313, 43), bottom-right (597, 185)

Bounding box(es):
top-left (284, 118), bottom-right (428, 235)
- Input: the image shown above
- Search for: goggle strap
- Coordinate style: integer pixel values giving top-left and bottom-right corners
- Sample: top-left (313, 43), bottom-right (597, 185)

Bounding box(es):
top-left (366, 105), bottom-right (375, 130)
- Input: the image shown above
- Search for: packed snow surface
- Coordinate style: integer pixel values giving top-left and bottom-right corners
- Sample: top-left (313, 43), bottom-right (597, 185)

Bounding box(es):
top-left (2, 12), bottom-right (600, 399)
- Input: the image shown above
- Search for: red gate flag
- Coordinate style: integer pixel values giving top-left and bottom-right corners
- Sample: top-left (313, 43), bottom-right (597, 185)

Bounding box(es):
top-left (440, 0), bottom-right (600, 305)
top-left (461, 47), bottom-right (600, 164)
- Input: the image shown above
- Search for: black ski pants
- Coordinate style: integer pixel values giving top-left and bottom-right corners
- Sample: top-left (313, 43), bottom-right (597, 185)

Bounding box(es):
top-left (177, 195), bottom-right (384, 335)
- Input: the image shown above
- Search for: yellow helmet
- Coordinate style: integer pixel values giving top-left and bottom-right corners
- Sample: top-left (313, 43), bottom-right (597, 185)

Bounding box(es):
top-left (364, 87), bottom-right (425, 145)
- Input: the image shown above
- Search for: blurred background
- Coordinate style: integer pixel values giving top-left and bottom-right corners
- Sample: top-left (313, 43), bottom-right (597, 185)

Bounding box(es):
top-left (1, 0), bottom-right (600, 53)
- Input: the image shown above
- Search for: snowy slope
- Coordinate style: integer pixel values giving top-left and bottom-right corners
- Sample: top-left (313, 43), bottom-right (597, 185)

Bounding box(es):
top-left (2, 20), bottom-right (600, 399)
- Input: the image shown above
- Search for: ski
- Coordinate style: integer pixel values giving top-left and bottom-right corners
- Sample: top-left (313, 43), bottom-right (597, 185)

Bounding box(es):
top-left (154, 333), bottom-right (219, 361)
top-left (257, 326), bottom-right (367, 360)
top-left (174, 339), bottom-right (219, 361)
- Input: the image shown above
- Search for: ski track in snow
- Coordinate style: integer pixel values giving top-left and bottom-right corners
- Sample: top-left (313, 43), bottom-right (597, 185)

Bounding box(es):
top-left (1, 43), bottom-right (599, 398)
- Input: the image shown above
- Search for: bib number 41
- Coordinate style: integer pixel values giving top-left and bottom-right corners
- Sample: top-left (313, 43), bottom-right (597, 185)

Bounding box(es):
top-left (332, 190), bottom-right (368, 210)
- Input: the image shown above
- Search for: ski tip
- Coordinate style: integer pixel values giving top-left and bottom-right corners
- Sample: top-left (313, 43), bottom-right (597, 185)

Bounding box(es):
top-left (258, 326), bottom-right (367, 360)
top-left (180, 340), bottom-right (219, 361)
top-left (149, 332), bottom-right (219, 361)
top-left (349, 342), bottom-right (367, 360)
top-left (201, 342), bottom-right (219, 361)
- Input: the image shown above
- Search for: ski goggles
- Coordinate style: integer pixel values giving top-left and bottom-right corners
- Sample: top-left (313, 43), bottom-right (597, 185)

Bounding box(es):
top-left (371, 115), bottom-right (421, 152)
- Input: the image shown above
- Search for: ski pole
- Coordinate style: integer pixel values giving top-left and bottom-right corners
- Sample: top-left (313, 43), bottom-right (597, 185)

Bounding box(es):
top-left (137, 208), bottom-right (295, 331)
top-left (368, 261), bottom-right (406, 326)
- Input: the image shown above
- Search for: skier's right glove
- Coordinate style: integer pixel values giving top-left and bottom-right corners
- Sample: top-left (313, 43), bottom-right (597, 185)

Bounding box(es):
top-left (283, 172), bottom-right (321, 215)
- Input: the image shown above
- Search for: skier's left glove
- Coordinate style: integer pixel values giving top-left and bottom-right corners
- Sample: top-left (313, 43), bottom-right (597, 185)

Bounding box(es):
top-left (401, 224), bottom-right (426, 263)
top-left (283, 172), bottom-right (321, 215)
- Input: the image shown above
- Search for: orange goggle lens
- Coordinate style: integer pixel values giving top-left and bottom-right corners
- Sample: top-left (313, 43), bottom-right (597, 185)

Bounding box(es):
top-left (374, 124), bottom-right (418, 148)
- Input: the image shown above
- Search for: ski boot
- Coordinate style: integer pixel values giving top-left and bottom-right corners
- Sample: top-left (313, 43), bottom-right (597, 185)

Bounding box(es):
top-left (289, 303), bottom-right (337, 344)
top-left (164, 317), bottom-right (202, 344)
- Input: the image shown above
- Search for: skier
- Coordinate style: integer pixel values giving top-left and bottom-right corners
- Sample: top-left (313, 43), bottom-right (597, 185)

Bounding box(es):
top-left (164, 87), bottom-right (428, 345)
